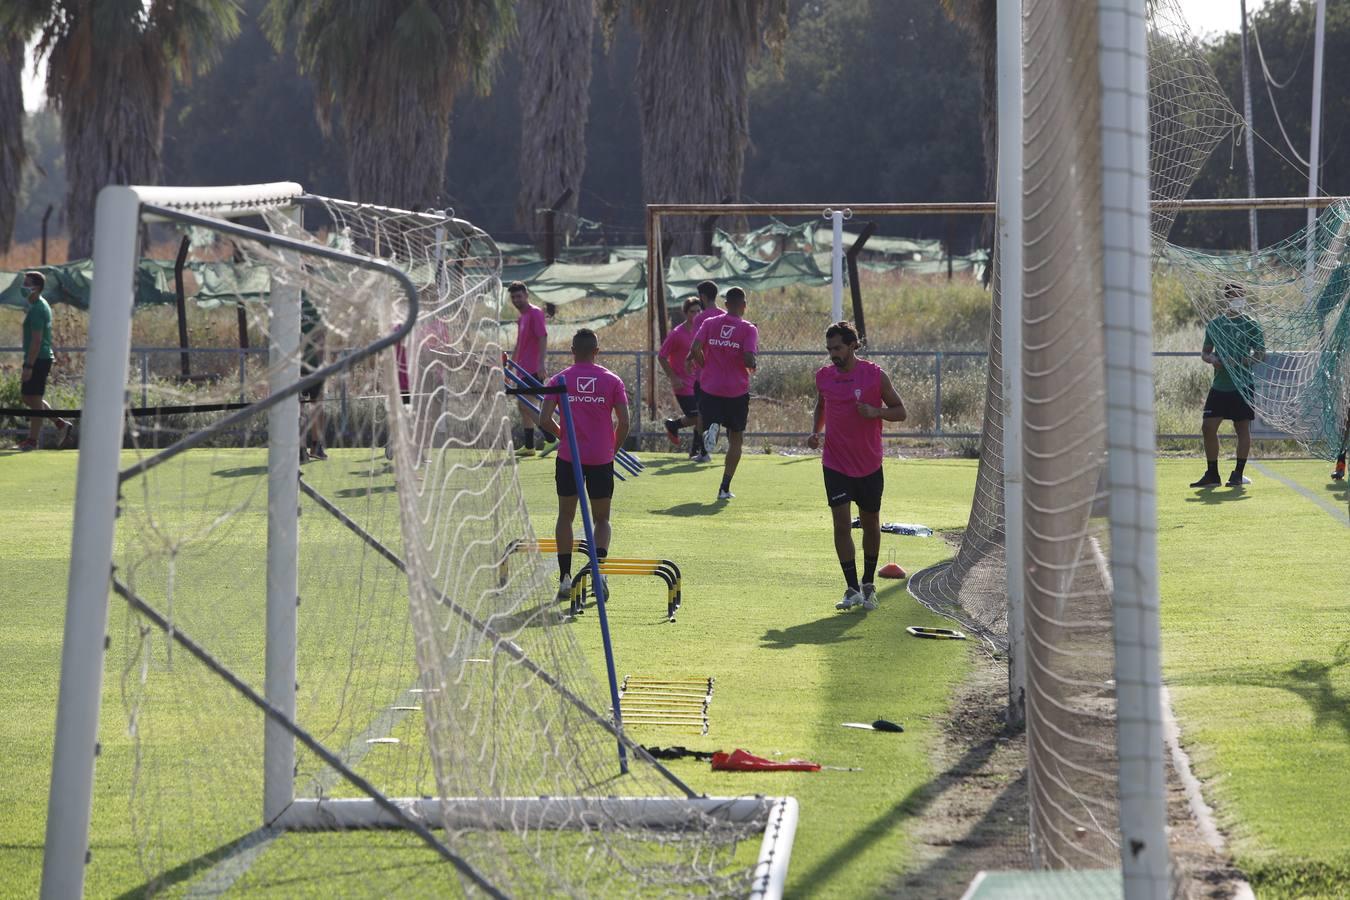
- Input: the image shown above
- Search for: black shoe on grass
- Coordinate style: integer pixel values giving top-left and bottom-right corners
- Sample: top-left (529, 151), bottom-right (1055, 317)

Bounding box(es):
top-left (1189, 472), bottom-right (1221, 488)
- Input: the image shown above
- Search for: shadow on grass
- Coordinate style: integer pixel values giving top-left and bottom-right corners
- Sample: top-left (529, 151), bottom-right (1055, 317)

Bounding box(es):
top-left (1184, 489), bottom-right (1252, 505)
top-left (792, 718), bottom-right (1022, 895)
top-left (212, 465), bottom-right (268, 478)
top-left (761, 611), bottom-right (865, 649)
top-left (1172, 641), bottom-right (1350, 741)
top-left (113, 827), bottom-right (281, 899)
top-left (335, 484), bottom-right (398, 498)
top-left (648, 502), bottom-right (726, 517)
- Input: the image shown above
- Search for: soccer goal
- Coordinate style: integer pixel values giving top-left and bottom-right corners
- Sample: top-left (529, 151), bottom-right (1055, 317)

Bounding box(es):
top-left (42, 183), bottom-right (797, 898)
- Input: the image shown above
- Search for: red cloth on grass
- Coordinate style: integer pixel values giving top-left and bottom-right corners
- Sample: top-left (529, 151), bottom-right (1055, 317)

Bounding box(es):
top-left (710, 749), bottom-right (820, 772)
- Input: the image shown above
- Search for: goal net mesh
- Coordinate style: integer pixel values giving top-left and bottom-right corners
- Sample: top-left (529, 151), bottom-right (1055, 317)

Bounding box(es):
top-left (91, 197), bottom-right (768, 897)
top-left (909, 0), bottom-right (1237, 877)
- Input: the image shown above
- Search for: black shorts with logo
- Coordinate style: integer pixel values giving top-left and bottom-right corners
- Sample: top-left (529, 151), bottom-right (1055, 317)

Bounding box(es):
top-left (676, 393), bottom-right (699, 417)
top-left (1203, 388), bottom-right (1255, 422)
top-left (21, 358), bottom-right (52, 396)
top-left (698, 392), bottom-right (750, 433)
top-left (555, 458), bottom-right (616, 500)
top-left (823, 464), bottom-right (884, 513)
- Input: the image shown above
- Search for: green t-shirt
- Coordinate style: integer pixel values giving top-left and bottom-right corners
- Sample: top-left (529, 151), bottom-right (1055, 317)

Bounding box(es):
top-left (23, 297), bottom-right (54, 362)
top-left (1203, 314), bottom-right (1265, 392)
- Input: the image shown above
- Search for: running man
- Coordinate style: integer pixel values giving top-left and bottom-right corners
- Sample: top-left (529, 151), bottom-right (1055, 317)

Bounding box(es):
top-left (509, 280), bottom-right (557, 457)
top-left (688, 287), bottom-right (757, 500)
top-left (538, 329), bottom-right (630, 606)
top-left (1191, 284), bottom-right (1266, 488)
top-left (659, 296), bottom-right (706, 458)
top-left (808, 321), bottom-right (907, 611)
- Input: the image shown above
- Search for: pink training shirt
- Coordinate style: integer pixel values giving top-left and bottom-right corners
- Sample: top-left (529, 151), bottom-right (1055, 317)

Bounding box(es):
top-left (688, 307), bottom-right (723, 382)
top-left (658, 323), bottom-right (697, 396)
top-left (513, 303), bottom-right (548, 374)
top-left (693, 314), bottom-right (758, 398)
top-left (816, 359), bottom-right (885, 478)
top-left (548, 362), bottom-right (628, 466)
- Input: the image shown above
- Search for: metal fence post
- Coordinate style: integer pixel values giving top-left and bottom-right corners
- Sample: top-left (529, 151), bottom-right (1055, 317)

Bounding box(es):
top-left (141, 352), bottom-right (150, 409)
top-left (934, 351), bottom-right (944, 435)
top-left (634, 351), bottom-right (643, 444)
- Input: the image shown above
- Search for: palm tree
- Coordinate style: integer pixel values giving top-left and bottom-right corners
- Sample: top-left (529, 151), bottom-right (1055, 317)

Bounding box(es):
top-left (515, 0), bottom-right (594, 252)
top-left (0, 0), bottom-right (242, 260)
top-left (602, 0), bottom-right (788, 255)
top-left (264, 0), bottom-right (515, 211)
top-left (0, 36), bottom-right (28, 255)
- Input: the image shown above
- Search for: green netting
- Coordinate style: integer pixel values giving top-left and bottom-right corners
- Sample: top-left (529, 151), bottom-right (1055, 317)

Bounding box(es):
top-left (1164, 201), bottom-right (1350, 461)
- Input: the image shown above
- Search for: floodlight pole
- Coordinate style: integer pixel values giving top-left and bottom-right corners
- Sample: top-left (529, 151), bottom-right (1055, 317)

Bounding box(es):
top-left (1240, 0), bottom-right (1258, 252)
top-left (996, 0), bottom-right (1026, 730)
top-left (42, 186), bottom-right (142, 900)
top-left (263, 204), bottom-right (304, 824)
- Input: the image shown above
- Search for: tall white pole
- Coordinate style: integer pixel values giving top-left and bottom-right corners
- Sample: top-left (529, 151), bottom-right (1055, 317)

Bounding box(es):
top-left (997, 0), bottom-right (1026, 729)
top-left (827, 208), bottom-right (845, 322)
top-left (1306, 0), bottom-right (1326, 251)
top-left (1240, 0), bottom-right (1259, 252)
top-left (1099, 0), bottom-right (1171, 896)
top-left (264, 206), bottom-right (304, 824)
top-left (42, 186), bottom-right (142, 899)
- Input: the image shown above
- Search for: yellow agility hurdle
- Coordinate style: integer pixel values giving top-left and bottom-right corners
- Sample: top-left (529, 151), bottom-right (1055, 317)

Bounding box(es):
top-left (508, 538), bottom-right (684, 623)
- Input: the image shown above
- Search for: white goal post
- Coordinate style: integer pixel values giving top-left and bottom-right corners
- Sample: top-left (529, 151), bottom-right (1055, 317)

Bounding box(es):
top-left (43, 182), bottom-right (798, 899)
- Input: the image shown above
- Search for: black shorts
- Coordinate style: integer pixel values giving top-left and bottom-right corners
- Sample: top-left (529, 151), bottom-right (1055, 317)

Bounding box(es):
top-left (699, 392), bottom-right (750, 433)
top-left (555, 458), bottom-right (616, 500)
top-left (21, 358), bottom-right (52, 396)
top-left (1203, 388), bottom-right (1254, 422)
top-left (301, 380), bottom-right (325, 403)
top-left (823, 465), bottom-right (884, 513)
top-left (676, 393), bottom-right (699, 417)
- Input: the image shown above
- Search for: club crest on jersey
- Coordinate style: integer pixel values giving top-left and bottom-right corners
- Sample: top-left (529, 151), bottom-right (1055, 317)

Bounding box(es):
top-left (720, 324), bottom-right (735, 339)
top-left (576, 377), bottom-right (596, 393)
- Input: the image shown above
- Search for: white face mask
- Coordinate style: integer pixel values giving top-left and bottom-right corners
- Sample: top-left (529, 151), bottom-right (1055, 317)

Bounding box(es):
top-left (1226, 298), bottom-right (1246, 314)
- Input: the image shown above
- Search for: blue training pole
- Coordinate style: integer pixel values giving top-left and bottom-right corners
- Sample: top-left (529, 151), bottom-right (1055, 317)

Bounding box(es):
top-left (556, 376), bottom-right (629, 774)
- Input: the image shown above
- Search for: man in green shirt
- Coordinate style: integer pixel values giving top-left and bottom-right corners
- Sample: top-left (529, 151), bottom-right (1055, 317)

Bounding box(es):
top-left (18, 271), bottom-right (73, 451)
top-left (1191, 284), bottom-right (1266, 488)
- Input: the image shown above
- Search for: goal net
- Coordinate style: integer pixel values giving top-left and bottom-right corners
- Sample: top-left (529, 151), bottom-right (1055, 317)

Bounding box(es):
top-left (44, 185), bottom-right (795, 898)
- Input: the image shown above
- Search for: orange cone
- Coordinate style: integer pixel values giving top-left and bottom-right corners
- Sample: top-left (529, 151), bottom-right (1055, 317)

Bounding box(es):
top-left (879, 562), bottom-right (907, 579)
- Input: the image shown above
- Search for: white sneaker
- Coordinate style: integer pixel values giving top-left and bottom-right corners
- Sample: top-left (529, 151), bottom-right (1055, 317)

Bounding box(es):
top-left (717, 489), bottom-right (735, 501)
top-left (860, 583), bottom-right (878, 610)
top-left (703, 422), bottom-right (720, 451)
top-left (835, 587), bottom-right (864, 610)
top-left (555, 575), bottom-right (573, 603)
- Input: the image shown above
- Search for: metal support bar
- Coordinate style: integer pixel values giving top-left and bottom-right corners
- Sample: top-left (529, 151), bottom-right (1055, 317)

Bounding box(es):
top-left (845, 222), bottom-right (876, 345)
top-left (174, 236), bottom-right (192, 379)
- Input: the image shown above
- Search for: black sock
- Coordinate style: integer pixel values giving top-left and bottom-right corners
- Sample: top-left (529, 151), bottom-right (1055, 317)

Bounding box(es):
top-left (597, 548), bottom-right (607, 560)
top-left (524, 429), bottom-right (535, 450)
top-left (542, 428), bottom-right (556, 444)
top-left (841, 560), bottom-right (859, 592)
top-left (719, 477), bottom-right (731, 493)
top-left (1233, 458), bottom-right (1247, 477)
top-left (1205, 459), bottom-right (1219, 478)
top-left (693, 430), bottom-right (705, 454)
top-left (863, 555), bottom-right (878, 585)
top-left (559, 553), bottom-right (571, 579)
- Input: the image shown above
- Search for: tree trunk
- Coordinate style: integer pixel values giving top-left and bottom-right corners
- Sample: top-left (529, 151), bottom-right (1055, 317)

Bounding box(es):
top-left (945, 0), bottom-right (997, 256)
top-left (341, 79), bottom-right (453, 211)
top-left (634, 4), bottom-right (768, 256)
top-left (516, 0), bottom-right (594, 250)
top-left (50, 37), bottom-right (170, 261)
top-left (0, 37), bottom-right (26, 255)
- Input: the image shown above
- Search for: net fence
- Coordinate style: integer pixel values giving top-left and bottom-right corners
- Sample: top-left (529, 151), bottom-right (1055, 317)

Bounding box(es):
top-left (87, 196), bottom-right (774, 897)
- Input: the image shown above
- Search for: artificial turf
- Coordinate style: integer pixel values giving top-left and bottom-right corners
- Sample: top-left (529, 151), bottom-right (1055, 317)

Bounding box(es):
top-left (1, 450), bottom-right (1345, 897)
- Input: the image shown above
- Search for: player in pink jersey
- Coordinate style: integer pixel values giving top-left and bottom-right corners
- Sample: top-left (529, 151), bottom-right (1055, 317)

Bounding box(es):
top-left (538, 329), bottom-right (630, 605)
top-left (808, 321), bottom-right (907, 611)
top-left (658, 297), bottom-right (707, 458)
top-left (682, 280), bottom-right (723, 463)
top-left (688, 286), bottom-right (757, 500)
top-left (509, 280), bottom-right (558, 457)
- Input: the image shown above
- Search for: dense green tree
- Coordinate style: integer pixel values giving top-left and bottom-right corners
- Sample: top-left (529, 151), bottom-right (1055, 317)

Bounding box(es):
top-left (0, 0), bottom-right (242, 259)
top-left (1177, 0), bottom-right (1350, 248)
top-left (264, 0), bottom-right (515, 210)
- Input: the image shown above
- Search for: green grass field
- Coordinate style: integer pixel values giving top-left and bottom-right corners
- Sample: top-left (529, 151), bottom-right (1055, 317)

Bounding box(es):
top-left (0, 450), bottom-right (1346, 897)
